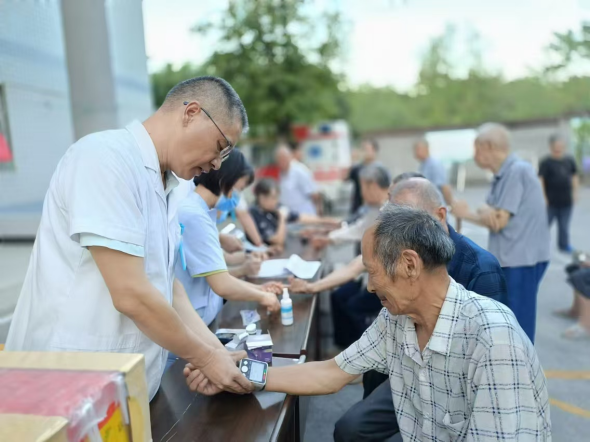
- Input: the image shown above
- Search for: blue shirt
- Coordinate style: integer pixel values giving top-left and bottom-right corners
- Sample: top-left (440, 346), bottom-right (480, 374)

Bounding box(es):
top-left (175, 192), bottom-right (227, 325)
top-left (447, 224), bottom-right (508, 305)
top-left (419, 157), bottom-right (447, 188)
top-left (486, 154), bottom-right (550, 268)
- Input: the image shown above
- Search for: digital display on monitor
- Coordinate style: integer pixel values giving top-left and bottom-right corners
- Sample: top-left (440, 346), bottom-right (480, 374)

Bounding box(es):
top-left (249, 361), bottom-right (265, 382)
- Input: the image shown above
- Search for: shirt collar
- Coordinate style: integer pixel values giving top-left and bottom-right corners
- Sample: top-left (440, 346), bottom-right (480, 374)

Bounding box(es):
top-left (427, 279), bottom-right (462, 356)
top-left (126, 120), bottom-right (179, 196)
top-left (495, 154), bottom-right (517, 179)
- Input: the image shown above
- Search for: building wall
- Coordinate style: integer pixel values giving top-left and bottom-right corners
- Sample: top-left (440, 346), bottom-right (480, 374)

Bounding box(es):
top-left (0, 1), bottom-right (74, 228)
top-left (0, 0), bottom-right (152, 238)
top-left (369, 119), bottom-right (575, 186)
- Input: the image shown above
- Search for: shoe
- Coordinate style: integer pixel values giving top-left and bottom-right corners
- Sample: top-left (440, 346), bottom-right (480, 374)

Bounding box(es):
top-left (562, 324), bottom-right (590, 340)
top-left (560, 246), bottom-right (574, 254)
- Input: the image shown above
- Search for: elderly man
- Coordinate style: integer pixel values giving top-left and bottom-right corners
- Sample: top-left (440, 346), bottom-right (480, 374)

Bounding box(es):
top-left (539, 133), bottom-right (579, 253)
top-left (186, 206), bottom-right (551, 441)
top-left (453, 123), bottom-right (550, 343)
top-left (275, 144), bottom-right (320, 215)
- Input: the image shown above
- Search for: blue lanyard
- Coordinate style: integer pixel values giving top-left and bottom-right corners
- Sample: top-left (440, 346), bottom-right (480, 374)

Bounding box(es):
top-left (179, 223), bottom-right (187, 271)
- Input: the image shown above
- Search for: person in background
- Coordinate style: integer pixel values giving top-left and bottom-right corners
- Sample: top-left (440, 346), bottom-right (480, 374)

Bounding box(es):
top-left (309, 164), bottom-right (390, 250)
top-left (539, 134), bottom-right (579, 253)
top-left (276, 144), bottom-right (321, 215)
top-left (235, 194), bottom-right (265, 247)
top-left (452, 123), bottom-right (550, 343)
top-left (291, 142), bottom-right (312, 173)
top-left (347, 139), bottom-right (379, 215)
top-left (5, 76), bottom-right (254, 399)
top-left (186, 205), bottom-right (551, 442)
top-left (414, 138), bottom-right (461, 231)
top-left (249, 178), bottom-right (339, 249)
top-left (172, 150), bottom-right (281, 369)
top-left (561, 257), bottom-right (590, 339)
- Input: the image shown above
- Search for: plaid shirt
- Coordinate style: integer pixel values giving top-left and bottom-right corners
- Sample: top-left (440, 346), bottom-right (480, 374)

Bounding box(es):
top-left (335, 279), bottom-right (551, 442)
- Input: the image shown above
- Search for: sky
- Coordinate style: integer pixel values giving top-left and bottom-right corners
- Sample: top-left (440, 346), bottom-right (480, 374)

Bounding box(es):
top-left (142, 0), bottom-right (590, 91)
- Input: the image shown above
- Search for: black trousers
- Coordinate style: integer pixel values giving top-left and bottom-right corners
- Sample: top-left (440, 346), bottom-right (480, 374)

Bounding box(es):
top-left (334, 378), bottom-right (399, 442)
top-left (331, 280), bottom-right (383, 349)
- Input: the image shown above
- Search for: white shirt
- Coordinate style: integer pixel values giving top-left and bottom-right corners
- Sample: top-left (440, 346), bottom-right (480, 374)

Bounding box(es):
top-left (175, 192), bottom-right (227, 326)
top-left (336, 279), bottom-right (551, 442)
top-left (6, 120), bottom-right (181, 400)
top-left (279, 161), bottom-right (318, 215)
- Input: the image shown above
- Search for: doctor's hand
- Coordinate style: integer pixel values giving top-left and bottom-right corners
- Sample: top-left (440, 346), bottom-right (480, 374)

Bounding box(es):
top-left (186, 348), bottom-right (253, 395)
top-left (259, 291), bottom-right (281, 313)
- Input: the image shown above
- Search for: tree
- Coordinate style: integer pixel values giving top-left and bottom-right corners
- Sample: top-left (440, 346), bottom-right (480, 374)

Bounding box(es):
top-left (545, 22), bottom-right (590, 74)
top-left (193, 0), bottom-right (346, 138)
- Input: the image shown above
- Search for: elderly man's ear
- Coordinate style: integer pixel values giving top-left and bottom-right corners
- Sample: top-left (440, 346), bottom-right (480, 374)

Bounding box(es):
top-left (400, 250), bottom-right (420, 282)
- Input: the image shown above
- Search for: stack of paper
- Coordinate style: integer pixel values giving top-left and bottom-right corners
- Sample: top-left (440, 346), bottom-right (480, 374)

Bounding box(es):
top-left (257, 254), bottom-right (321, 279)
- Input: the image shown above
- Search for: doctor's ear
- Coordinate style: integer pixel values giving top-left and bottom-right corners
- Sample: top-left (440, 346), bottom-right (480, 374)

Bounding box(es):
top-left (182, 101), bottom-right (203, 125)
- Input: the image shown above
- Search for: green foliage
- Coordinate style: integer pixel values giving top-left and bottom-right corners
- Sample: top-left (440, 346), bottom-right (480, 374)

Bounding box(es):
top-left (191, 0), bottom-right (345, 137)
top-left (149, 10), bottom-right (590, 138)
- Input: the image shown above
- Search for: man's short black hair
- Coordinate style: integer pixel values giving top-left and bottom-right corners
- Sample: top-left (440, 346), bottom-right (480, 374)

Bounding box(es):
top-left (548, 133), bottom-right (564, 146)
top-left (364, 139), bottom-right (379, 152)
top-left (163, 76), bottom-right (248, 132)
top-left (193, 149), bottom-right (253, 196)
top-left (254, 178), bottom-right (280, 203)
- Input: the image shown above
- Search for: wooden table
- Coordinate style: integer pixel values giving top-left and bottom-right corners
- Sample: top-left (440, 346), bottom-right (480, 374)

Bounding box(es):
top-left (150, 357), bottom-right (304, 442)
top-left (210, 293), bottom-right (316, 359)
top-left (150, 235), bottom-right (323, 441)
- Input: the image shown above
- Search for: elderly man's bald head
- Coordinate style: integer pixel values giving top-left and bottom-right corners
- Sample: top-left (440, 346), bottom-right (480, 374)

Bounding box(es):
top-left (474, 123), bottom-right (512, 171)
top-left (275, 144), bottom-right (293, 171)
top-left (389, 178), bottom-right (445, 212)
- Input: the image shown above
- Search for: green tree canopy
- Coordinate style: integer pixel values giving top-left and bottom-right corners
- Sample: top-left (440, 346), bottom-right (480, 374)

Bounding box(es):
top-left (192, 0), bottom-right (346, 138)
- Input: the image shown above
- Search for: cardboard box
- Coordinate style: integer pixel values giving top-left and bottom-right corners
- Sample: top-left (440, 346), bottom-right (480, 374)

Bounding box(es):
top-left (0, 352), bottom-right (151, 442)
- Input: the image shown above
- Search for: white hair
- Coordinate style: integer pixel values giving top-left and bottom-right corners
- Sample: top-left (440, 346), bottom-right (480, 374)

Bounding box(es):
top-left (476, 123), bottom-right (511, 151)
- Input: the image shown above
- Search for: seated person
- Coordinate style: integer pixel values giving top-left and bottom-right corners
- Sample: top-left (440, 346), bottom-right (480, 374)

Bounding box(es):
top-left (308, 163), bottom-right (391, 250)
top-left (185, 205), bottom-right (550, 442)
top-left (171, 150), bottom-right (282, 368)
top-left (561, 256), bottom-right (590, 339)
top-left (249, 178), bottom-right (339, 249)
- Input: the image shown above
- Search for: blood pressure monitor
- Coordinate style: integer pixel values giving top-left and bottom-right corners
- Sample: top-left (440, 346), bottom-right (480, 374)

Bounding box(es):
top-left (238, 358), bottom-right (268, 391)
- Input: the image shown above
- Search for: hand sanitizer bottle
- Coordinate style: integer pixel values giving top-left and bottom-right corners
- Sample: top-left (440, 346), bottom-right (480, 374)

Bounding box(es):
top-left (281, 288), bottom-right (294, 326)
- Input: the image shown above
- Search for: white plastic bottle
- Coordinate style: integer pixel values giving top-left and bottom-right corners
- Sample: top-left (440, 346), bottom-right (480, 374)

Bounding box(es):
top-left (281, 288), bottom-right (294, 326)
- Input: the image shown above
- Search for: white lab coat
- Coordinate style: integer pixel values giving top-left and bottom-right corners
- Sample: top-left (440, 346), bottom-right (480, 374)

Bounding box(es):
top-left (6, 121), bottom-right (181, 400)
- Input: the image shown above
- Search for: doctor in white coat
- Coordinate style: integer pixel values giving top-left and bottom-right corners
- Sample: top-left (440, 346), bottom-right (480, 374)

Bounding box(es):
top-left (6, 76), bottom-right (254, 399)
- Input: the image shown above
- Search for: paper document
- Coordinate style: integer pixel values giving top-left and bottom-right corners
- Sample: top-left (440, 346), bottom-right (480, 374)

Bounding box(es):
top-left (256, 254), bottom-right (321, 279)
top-left (243, 240), bottom-right (269, 253)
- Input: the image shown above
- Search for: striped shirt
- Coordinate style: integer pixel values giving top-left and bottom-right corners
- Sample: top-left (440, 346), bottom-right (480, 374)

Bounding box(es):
top-left (335, 279), bottom-right (551, 442)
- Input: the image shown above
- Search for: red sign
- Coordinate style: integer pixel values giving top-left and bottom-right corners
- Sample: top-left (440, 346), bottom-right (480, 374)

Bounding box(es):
top-left (0, 133), bottom-right (13, 163)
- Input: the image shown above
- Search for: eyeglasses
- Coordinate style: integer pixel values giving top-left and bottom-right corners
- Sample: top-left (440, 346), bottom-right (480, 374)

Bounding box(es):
top-left (184, 101), bottom-right (234, 160)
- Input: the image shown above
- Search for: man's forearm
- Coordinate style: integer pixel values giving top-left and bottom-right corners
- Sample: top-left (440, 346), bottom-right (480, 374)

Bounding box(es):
top-left (573, 175), bottom-right (580, 201)
top-left (266, 359), bottom-right (356, 395)
top-left (236, 210), bottom-right (263, 246)
top-left (208, 273), bottom-right (265, 303)
top-left (172, 279), bottom-right (225, 351)
top-left (440, 184), bottom-right (454, 206)
top-left (310, 256), bottom-right (365, 293)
